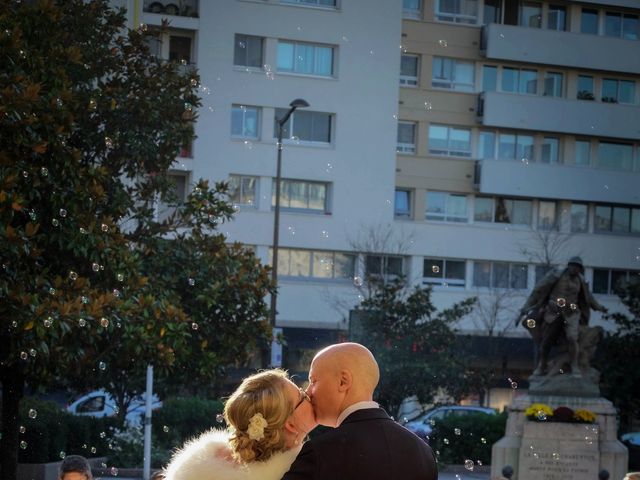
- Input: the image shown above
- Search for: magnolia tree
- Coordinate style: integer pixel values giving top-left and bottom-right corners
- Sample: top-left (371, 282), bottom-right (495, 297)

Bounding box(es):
top-left (0, 2), bottom-right (271, 478)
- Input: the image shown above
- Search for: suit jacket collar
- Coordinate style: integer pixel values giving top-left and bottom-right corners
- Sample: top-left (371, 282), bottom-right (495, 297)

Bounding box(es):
top-left (340, 407), bottom-right (391, 425)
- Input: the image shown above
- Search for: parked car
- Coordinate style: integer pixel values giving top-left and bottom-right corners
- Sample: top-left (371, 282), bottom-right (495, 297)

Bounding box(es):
top-left (403, 405), bottom-right (496, 440)
top-left (622, 432), bottom-right (640, 471)
top-left (66, 389), bottom-right (162, 426)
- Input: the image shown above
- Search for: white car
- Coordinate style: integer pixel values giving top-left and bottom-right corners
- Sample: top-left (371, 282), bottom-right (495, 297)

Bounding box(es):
top-left (66, 389), bottom-right (162, 426)
top-left (403, 405), bottom-right (497, 440)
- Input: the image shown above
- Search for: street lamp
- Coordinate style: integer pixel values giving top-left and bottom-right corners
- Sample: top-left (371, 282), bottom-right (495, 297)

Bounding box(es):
top-left (270, 98), bottom-right (309, 365)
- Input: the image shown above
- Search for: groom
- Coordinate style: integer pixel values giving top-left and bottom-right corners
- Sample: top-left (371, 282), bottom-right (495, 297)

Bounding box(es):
top-left (282, 342), bottom-right (438, 479)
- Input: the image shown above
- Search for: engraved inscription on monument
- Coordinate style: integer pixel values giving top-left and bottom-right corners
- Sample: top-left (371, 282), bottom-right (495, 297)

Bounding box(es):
top-left (518, 423), bottom-right (600, 480)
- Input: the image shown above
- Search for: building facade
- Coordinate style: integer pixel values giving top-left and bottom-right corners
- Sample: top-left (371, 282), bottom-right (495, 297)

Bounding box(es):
top-left (122, 0), bottom-right (640, 408)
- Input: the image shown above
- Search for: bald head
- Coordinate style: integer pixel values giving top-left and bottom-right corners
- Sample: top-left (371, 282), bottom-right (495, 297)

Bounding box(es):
top-left (314, 343), bottom-right (380, 398)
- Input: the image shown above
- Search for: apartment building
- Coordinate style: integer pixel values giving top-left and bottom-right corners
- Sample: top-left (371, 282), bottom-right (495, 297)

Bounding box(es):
top-left (121, 0), bottom-right (639, 406)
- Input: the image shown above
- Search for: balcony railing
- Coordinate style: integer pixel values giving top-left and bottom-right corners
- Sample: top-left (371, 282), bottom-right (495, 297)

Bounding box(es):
top-left (144, 0), bottom-right (199, 18)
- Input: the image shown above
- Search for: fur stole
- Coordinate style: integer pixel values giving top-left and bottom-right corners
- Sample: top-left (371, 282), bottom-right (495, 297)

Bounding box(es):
top-left (164, 429), bottom-right (301, 480)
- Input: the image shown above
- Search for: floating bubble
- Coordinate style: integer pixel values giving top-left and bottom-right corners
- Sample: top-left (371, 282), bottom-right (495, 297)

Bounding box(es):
top-left (499, 33), bottom-right (505, 39)
top-left (92, 263), bottom-right (100, 272)
top-left (424, 101), bottom-right (432, 110)
top-left (59, 451), bottom-right (66, 459)
top-left (526, 318), bottom-right (536, 328)
top-left (59, 208), bottom-right (67, 218)
top-left (556, 297), bottom-right (566, 307)
top-left (40, 167), bottom-right (48, 176)
top-left (552, 452), bottom-right (560, 461)
top-left (438, 39), bottom-right (448, 47)
top-left (12, 320), bottom-right (18, 328)
top-left (98, 362), bottom-right (107, 371)
top-left (537, 411), bottom-right (547, 421)
top-left (443, 438), bottom-right (450, 445)
top-left (243, 140), bottom-right (253, 149)
top-left (464, 459), bottom-right (474, 471)
top-left (81, 296), bottom-right (89, 304)
top-left (56, 98), bottom-right (63, 108)
top-left (79, 227), bottom-right (88, 234)
top-left (321, 230), bottom-right (329, 238)
top-left (521, 157), bottom-right (529, 165)
top-left (432, 265), bottom-right (440, 273)
top-left (188, 278), bottom-right (195, 286)
top-left (20, 351), bottom-right (28, 360)
top-left (353, 276), bottom-right (363, 287)
top-left (190, 78), bottom-right (198, 87)
top-left (454, 428), bottom-right (461, 435)
top-left (105, 137), bottom-right (113, 148)
top-left (110, 467), bottom-right (118, 476)
top-left (78, 318), bottom-right (87, 327)
top-left (112, 289), bottom-right (120, 298)
top-left (49, 287), bottom-right (56, 295)
top-left (117, 273), bottom-right (124, 282)
top-left (216, 413), bottom-right (225, 423)
top-left (20, 441), bottom-right (28, 449)
top-left (88, 99), bottom-right (97, 111)
top-left (29, 348), bottom-right (36, 357)
top-left (184, 102), bottom-right (193, 112)
top-left (100, 317), bottom-right (109, 328)
top-left (191, 322), bottom-right (199, 330)
top-left (19, 426), bottom-right (26, 434)
top-left (570, 303), bottom-right (577, 310)
top-left (29, 210), bottom-right (37, 221)
top-left (90, 446), bottom-right (97, 454)
top-left (100, 431), bottom-right (106, 438)
top-left (28, 409), bottom-right (37, 419)
top-left (22, 170), bottom-right (29, 177)
top-left (44, 317), bottom-right (53, 328)
top-left (477, 460), bottom-right (483, 466)
top-left (480, 437), bottom-right (487, 444)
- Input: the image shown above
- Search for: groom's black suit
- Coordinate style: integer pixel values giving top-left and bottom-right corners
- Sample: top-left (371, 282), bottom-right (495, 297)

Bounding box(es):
top-left (282, 408), bottom-right (437, 480)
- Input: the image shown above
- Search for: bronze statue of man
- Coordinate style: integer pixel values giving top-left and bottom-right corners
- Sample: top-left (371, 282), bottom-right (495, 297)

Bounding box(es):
top-left (519, 256), bottom-right (607, 376)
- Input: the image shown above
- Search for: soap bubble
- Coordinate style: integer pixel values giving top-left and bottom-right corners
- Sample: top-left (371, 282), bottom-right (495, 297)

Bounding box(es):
top-left (28, 408), bottom-right (37, 419)
top-left (464, 459), bottom-right (474, 471)
top-left (526, 318), bottom-right (536, 328)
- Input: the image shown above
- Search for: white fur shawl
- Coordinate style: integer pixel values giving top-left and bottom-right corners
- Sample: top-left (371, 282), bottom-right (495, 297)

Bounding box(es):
top-left (163, 429), bottom-right (302, 480)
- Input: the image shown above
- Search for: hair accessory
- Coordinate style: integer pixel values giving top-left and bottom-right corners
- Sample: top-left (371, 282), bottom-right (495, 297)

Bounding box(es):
top-left (247, 412), bottom-right (268, 441)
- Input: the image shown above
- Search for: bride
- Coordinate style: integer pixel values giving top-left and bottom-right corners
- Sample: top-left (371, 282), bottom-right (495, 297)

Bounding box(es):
top-left (163, 369), bottom-right (317, 480)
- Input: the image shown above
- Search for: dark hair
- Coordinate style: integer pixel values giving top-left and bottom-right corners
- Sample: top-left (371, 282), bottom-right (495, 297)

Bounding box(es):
top-left (59, 455), bottom-right (92, 479)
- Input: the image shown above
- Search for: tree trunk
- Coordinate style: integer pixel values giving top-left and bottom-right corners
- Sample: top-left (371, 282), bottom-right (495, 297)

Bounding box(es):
top-left (0, 365), bottom-right (25, 480)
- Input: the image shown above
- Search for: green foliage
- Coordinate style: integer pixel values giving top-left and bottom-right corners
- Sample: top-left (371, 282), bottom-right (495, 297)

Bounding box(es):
top-left (595, 279), bottom-right (640, 433)
top-left (11, 397), bottom-right (117, 463)
top-left (430, 411), bottom-right (507, 466)
top-left (351, 278), bottom-right (476, 413)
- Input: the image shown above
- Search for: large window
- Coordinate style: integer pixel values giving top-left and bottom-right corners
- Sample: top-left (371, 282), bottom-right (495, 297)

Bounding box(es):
top-left (231, 105), bottom-right (260, 139)
top-left (537, 201), bottom-right (557, 230)
top-left (397, 121), bottom-right (416, 154)
top-left (275, 109), bottom-right (332, 144)
top-left (277, 41), bottom-right (334, 77)
top-left (428, 125), bottom-right (472, 157)
top-left (520, 2), bottom-right (542, 28)
top-left (234, 34), bottom-right (264, 68)
top-left (543, 72), bottom-right (563, 97)
top-left (157, 174), bottom-right (188, 222)
top-left (575, 140), bottom-right (591, 166)
top-left (604, 12), bottom-right (639, 40)
top-left (475, 196), bottom-right (532, 225)
top-left (423, 258), bottom-right (466, 287)
top-left (482, 65), bottom-right (497, 92)
top-left (478, 131), bottom-right (495, 159)
top-left (547, 5), bottom-right (566, 31)
top-left (483, 0), bottom-right (501, 24)
top-left (273, 249), bottom-right (355, 280)
top-left (365, 255), bottom-right (405, 277)
top-left (577, 75), bottom-right (595, 100)
top-left (400, 54), bottom-right (419, 86)
top-left (432, 57), bottom-right (475, 91)
top-left (436, 0), bottom-right (478, 24)
top-left (541, 137), bottom-right (560, 164)
top-left (595, 204), bottom-right (640, 234)
top-left (273, 179), bottom-right (329, 213)
top-left (597, 142), bottom-right (633, 171)
top-left (229, 175), bottom-right (258, 207)
top-left (570, 203), bottom-right (588, 233)
top-left (403, 0), bottom-right (422, 19)
top-left (395, 189), bottom-right (411, 218)
top-left (498, 133), bottom-right (534, 161)
top-left (502, 67), bottom-right (537, 94)
top-left (581, 9), bottom-right (599, 34)
top-left (426, 192), bottom-right (468, 222)
top-left (593, 269), bottom-right (640, 295)
top-left (602, 79), bottom-right (635, 104)
top-left (473, 261), bottom-right (528, 289)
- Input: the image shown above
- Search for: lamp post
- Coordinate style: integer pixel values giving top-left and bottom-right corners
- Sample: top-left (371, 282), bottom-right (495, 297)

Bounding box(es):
top-left (270, 98), bottom-right (309, 366)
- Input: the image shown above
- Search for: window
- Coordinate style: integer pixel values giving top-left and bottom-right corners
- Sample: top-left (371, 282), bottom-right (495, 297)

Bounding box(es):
top-left (432, 57), bottom-right (475, 91)
top-left (538, 201), bottom-right (557, 230)
top-left (273, 248), bottom-right (355, 280)
top-left (502, 67), bottom-right (537, 94)
top-left (581, 9), bottom-right (598, 34)
top-left (595, 204), bottom-right (640, 234)
top-left (273, 179), bottom-right (329, 213)
top-left (547, 5), bottom-right (566, 31)
top-left (231, 105), bottom-right (260, 139)
top-left (157, 174), bottom-right (188, 222)
top-left (483, 0), bottom-right (501, 25)
top-left (577, 75), bottom-right (595, 100)
top-left (397, 122), bottom-right (416, 154)
top-left (482, 65), bottom-right (497, 92)
top-left (605, 12), bottom-right (639, 40)
top-left (280, 0), bottom-right (337, 7)
top-left (78, 395), bottom-right (106, 413)
top-left (423, 258), bottom-right (466, 287)
top-left (169, 35), bottom-right (192, 63)
top-left (602, 79), bottom-right (635, 104)
top-left (365, 255), bottom-right (405, 277)
top-left (426, 192), bottom-right (468, 222)
top-left (498, 133), bottom-right (534, 161)
top-left (543, 72), bottom-right (563, 97)
top-left (428, 125), bottom-right (471, 157)
top-left (275, 109), bottom-right (332, 143)
top-left (593, 269), bottom-right (640, 295)
top-left (575, 140), bottom-right (591, 166)
top-left (403, 0), bottom-right (421, 19)
top-left (521, 2), bottom-right (542, 28)
top-left (395, 189), bottom-right (411, 218)
top-left (478, 131), bottom-right (495, 159)
top-left (570, 203), bottom-right (588, 233)
top-left (535, 265), bottom-right (554, 284)
top-left (475, 196), bottom-right (532, 225)
top-left (435, 0), bottom-right (478, 24)
top-left (234, 34), bottom-right (264, 68)
top-left (229, 175), bottom-right (258, 207)
top-left (400, 54), bottom-right (419, 86)
top-left (277, 41), bottom-right (334, 77)
top-left (541, 137), bottom-right (559, 164)
top-left (597, 142), bottom-right (633, 171)
top-left (473, 261), bottom-right (528, 289)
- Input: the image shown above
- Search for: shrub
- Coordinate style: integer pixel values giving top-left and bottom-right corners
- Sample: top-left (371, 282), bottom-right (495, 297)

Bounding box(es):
top-left (430, 411), bottom-right (507, 466)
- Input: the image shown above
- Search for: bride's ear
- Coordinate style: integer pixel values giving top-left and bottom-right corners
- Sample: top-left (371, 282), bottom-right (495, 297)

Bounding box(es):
top-left (283, 418), bottom-right (298, 435)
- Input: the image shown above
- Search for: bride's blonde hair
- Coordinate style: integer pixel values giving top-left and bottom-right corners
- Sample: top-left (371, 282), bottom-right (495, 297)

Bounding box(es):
top-left (224, 369), bottom-right (295, 463)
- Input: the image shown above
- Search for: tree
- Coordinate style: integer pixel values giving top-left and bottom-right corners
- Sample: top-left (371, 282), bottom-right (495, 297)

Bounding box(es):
top-left (0, 2), bottom-right (271, 478)
top-left (595, 279), bottom-right (640, 433)
top-left (350, 278), bottom-right (476, 415)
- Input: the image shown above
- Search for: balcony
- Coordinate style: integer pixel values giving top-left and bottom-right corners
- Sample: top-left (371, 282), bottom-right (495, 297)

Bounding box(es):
top-left (142, 0), bottom-right (199, 29)
top-left (481, 23), bottom-right (640, 75)
top-left (478, 91), bottom-right (640, 141)
top-left (475, 159), bottom-right (640, 205)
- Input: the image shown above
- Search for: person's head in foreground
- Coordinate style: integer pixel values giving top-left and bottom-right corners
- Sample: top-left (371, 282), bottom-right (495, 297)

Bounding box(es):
top-left (224, 368), bottom-right (316, 463)
top-left (58, 455), bottom-right (93, 480)
top-left (307, 342), bottom-right (380, 427)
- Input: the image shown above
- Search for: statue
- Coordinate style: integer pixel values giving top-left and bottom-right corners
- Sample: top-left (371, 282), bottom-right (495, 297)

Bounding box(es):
top-left (519, 256), bottom-right (607, 377)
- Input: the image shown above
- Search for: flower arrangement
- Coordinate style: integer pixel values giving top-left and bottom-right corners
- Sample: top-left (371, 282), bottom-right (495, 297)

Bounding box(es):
top-left (525, 403), bottom-right (596, 424)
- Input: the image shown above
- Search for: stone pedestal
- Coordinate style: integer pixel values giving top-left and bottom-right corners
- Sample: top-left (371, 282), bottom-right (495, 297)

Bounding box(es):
top-left (491, 394), bottom-right (628, 480)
